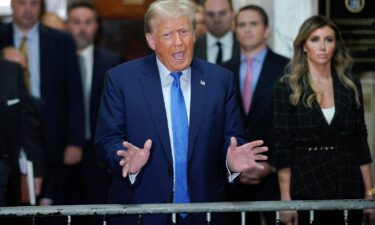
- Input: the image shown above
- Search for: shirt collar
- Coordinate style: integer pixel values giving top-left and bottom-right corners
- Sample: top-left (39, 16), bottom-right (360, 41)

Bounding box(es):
top-left (207, 31), bottom-right (233, 48)
top-left (79, 44), bottom-right (94, 59)
top-left (240, 47), bottom-right (268, 63)
top-left (13, 22), bottom-right (39, 40)
top-left (156, 57), bottom-right (191, 83)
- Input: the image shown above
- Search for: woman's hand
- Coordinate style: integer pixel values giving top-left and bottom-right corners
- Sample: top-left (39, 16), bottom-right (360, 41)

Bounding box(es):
top-left (280, 210), bottom-right (298, 225)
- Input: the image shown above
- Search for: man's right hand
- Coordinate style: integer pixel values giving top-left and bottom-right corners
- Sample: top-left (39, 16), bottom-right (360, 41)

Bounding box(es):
top-left (117, 139), bottom-right (152, 178)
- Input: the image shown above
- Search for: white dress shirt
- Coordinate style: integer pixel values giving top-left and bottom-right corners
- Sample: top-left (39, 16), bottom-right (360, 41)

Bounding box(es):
top-left (13, 23), bottom-right (41, 98)
top-left (206, 31), bottom-right (234, 64)
top-left (79, 44), bottom-right (94, 140)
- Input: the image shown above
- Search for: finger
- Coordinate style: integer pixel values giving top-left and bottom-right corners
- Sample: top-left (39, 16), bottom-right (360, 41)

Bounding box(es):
top-left (254, 154), bottom-right (268, 161)
top-left (294, 213), bottom-right (298, 225)
top-left (254, 162), bottom-right (265, 170)
top-left (244, 140), bottom-right (264, 149)
top-left (229, 137), bottom-right (237, 150)
top-left (144, 139), bottom-right (152, 152)
top-left (119, 159), bottom-right (126, 166)
top-left (252, 146), bottom-right (268, 154)
top-left (117, 150), bottom-right (126, 157)
top-left (122, 160), bottom-right (131, 177)
top-left (123, 141), bottom-right (137, 150)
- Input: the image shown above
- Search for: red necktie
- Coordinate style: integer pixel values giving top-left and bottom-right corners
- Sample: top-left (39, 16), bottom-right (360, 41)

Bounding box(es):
top-left (243, 58), bottom-right (253, 114)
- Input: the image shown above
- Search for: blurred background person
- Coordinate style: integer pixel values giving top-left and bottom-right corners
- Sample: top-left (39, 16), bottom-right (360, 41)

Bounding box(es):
top-left (273, 15), bottom-right (375, 225)
top-left (66, 2), bottom-right (121, 225)
top-left (0, 57), bottom-right (44, 224)
top-left (0, 0), bottom-right (85, 210)
top-left (2, 46), bottom-right (27, 69)
top-left (222, 5), bottom-right (289, 225)
top-left (193, 3), bottom-right (206, 39)
top-left (194, 0), bottom-right (239, 64)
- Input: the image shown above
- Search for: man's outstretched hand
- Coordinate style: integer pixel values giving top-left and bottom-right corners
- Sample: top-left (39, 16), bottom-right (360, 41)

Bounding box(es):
top-left (227, 137), bottom-right (268, 173)
top-left (117, 139), bottom-right (152, 177)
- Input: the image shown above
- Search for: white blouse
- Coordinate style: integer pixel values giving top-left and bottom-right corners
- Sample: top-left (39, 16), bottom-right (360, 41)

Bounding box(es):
top-left (321, 106), bottom-right (335, 124)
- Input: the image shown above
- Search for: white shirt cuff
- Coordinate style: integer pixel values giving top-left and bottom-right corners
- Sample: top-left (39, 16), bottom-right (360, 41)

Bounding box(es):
top-left (226, 160), bottom-right (240, 183)
top-left (128, 171), bottom-right (140, 184)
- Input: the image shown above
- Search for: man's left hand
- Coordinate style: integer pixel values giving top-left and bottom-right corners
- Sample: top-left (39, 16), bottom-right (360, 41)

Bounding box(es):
top-left (239, 162), bottom-right (272, 184)
top-left (227, 137), bottom-right (268, 173)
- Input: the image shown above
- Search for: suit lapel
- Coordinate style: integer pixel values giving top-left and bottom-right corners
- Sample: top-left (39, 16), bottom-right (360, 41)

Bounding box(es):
top-left (90, 48), bottom-right (102, 131)
top-left (199, 35), bottom-right (208, 60)
top-left (248, 51), bottom-right (274, 116)
top-left (327, 73), bottom-right (350, 129)
top-left (2, 24), bottom-right (14, 47)
top-left (138, 55), bottom-right (173, 166)
top-left (188, 59), bottom-right (207, 161)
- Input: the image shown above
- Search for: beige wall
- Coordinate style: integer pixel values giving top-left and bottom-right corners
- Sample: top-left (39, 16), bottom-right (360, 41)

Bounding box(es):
top-left (232, 0), bottom-right (318, 58)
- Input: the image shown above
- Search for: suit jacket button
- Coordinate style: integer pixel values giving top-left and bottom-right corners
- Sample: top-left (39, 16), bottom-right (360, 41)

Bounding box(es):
top-left (168, 169), bottom-right (173, 176)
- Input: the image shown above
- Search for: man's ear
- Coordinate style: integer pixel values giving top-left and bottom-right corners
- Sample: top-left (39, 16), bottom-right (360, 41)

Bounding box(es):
top-left (145, 33), bottom-right (156, 51)
top-left (264, 27), bottom-right (271, 40)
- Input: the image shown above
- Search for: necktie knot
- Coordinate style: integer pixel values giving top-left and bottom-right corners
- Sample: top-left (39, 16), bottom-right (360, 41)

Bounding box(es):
top-left (246, 57), bottom-right (253, 66)
top-left (170, 71), bottom-right (183, 87)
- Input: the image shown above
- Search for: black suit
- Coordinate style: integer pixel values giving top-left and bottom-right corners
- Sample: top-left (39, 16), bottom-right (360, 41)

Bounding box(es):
top-left (194, 32), bottom-right (240, 63)
top-left (222, 48), bottom-right (289, 225)
top-left (78, 47), bottom-right (121, 225)
top-left (82, 47), bottom-right (121, 203)
top-left (0, 59), bottom-right (44, 206)
top-left (273, 74), bottom-right (371, 225)
top-left (0, 23), bottom-right (85, 203)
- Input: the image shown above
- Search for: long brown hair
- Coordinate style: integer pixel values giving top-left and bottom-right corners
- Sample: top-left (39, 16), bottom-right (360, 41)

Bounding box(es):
top-left (284, 15), bottom-right (359, 107)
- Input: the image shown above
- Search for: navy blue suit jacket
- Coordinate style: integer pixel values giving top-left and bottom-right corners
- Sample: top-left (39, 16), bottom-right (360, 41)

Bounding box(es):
top-left (0, 23), bottom-right (85, 199)
top-left (96, 54), bottom-right (245, 225)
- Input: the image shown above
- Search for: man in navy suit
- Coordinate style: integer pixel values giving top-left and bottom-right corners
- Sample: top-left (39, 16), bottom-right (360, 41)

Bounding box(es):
top-left (66, 2), bottom-right (121, 224)
top-left (222, 5), bottom-right (289, 225)
top-left (0, 0), bottom-right (85, 206)
top-left (96, 1), bottom-right (268, 225)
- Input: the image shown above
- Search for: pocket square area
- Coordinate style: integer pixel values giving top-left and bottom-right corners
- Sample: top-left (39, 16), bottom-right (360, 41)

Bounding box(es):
top-left (7, 98), bottom-right (20, 106)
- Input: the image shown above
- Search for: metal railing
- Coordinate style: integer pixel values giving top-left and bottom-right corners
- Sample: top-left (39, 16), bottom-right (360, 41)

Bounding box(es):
top-left (1, 200), bottom-right (374, 225)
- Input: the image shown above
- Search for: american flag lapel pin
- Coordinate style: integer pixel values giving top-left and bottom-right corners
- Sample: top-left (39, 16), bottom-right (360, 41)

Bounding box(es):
top-left (200, 80), bottom-right (206, 86)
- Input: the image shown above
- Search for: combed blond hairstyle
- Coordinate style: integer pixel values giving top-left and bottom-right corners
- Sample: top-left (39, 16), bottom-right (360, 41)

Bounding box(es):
top-left (144, 0), bottom-right (195, 33)
top-left (285, 15), bottom-right (359, 108)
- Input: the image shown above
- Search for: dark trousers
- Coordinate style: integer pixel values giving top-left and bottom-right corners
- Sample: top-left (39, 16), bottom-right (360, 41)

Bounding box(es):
top-left (0, 159), bottom-right (11, 206)
top-left (227, 173), bottom-right (280, 225)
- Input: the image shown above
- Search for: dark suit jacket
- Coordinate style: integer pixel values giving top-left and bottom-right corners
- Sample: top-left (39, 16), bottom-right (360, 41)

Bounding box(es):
top-left (222, 49), bottom-right (289, 159)
top-left (0, 23), bottom-right (85, 200)
top-left (0, 59), bottom-right (44, 204)
top-left (82, 47), bottom-right (121, 204)
top-left (273, 74), bottom-right (372, 200)
top-left (194, 32), bottom-right (240, 63)
top-left (222, 49), bottom-right (288, 207)
top-left (89, 47), bottom-right (122, 139)
top-left (95, 54), bottom-right (245, 225)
